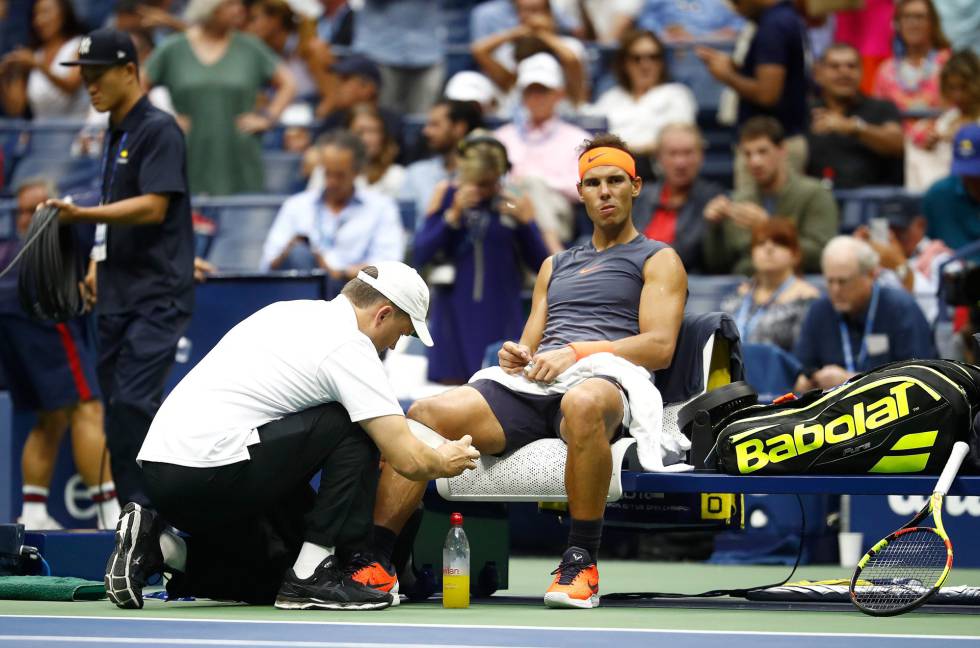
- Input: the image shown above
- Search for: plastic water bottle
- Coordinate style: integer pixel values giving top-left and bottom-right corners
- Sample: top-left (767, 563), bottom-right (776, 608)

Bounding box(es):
top-left (442, 512), bottom-right (470, 608)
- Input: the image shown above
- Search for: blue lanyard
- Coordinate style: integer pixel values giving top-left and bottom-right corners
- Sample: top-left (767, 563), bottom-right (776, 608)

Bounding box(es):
top-left (93, 131), bottom-right (128, 260)
top-left (99, 131), bottom-right (128, 206)
top-left (734, 275), bottom-right (795, 340)
top-left (838, 282), bottom-right (880, 373)
top-left (315, 192), bottom-right (355, 250)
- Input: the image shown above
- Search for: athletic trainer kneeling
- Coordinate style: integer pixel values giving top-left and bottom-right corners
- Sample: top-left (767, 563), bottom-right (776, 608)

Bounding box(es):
top-left (104, 262), bottom-right (479, 611)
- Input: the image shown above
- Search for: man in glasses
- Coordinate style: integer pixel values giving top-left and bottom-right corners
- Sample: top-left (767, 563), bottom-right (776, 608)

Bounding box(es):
top-left (46, 28), bottom-right (194, 512)
top-left (793, 235), bottom-right (935, 392)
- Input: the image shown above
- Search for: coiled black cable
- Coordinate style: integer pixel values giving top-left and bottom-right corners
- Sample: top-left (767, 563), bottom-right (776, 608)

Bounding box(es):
top-left (10, 204), bottom-right (85, 322)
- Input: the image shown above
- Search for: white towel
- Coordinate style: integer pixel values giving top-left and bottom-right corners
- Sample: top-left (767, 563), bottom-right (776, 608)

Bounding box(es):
top-left (469, 353), bottom-right (693, 472)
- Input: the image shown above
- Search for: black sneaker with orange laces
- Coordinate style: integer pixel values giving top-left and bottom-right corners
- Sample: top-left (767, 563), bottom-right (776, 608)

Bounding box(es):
top-left (275, 555), bottom-right (392, 611)
top-left (543, 546), bottom-right (600, 609)
top-left (346, 551), bottom-right (400, 606)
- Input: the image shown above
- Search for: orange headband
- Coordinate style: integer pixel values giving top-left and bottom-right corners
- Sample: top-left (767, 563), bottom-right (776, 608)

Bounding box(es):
top-left (578, 147), bottom-right (636, 181)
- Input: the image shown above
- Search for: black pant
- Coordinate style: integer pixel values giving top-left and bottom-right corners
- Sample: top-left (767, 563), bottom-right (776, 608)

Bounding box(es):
top-left (98, 303), bottom-right (190, 506)
top-left (142, 403), bottom-right (381, 604)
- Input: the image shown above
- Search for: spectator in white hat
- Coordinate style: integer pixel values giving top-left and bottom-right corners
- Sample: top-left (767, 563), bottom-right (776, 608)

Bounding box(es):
top-left (444, 70), bottom-right (500, 116)
top-left (495, 52), bottom-right (589, 201)
top-left (494, 53), bottom-right (590, 246)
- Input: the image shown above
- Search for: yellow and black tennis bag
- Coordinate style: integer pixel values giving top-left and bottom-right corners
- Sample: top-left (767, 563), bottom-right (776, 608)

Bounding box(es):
top-left (707, 359), bottom-right (980, 475)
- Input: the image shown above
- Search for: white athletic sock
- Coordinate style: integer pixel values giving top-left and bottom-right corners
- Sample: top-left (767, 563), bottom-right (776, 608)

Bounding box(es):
top-left (20, 486), bottom-right (54, 527)
top-left (159, 529), bottom-right (187, 573)
top-left (89, 482), bottom-right (121, 530)
top-left (292, 542), bottom-right (334, 579)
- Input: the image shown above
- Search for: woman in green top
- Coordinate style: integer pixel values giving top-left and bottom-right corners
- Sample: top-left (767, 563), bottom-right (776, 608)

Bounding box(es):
top-left (146, 0), bottom-right (296, 195)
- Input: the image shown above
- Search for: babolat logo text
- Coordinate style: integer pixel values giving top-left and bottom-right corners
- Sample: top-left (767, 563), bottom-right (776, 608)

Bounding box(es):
top-left (735, 382), bottom-right (917, 474)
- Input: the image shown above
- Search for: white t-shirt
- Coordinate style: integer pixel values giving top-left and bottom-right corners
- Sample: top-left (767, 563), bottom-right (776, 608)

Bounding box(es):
top-left (138, 296), bottom-right (404, 468)
top-left (586, 83), bottom-right (698, 151)
top-left (27, 37), bottom-right (90, 120)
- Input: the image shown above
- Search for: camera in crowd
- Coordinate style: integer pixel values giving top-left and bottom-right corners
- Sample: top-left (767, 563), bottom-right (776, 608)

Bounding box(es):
top-left (942, 265), bottom-right (980, 307)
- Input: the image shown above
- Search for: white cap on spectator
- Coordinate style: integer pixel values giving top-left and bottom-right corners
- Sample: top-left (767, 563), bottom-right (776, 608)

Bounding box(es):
top-left (356, 262), bottom-right (433, 346)
top-left (445, 71), bottom-right (497, 104)
top-left (516, 53), bottom-right (564, 91)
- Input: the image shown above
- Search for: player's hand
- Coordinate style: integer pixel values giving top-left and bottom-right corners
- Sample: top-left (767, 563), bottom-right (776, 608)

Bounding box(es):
top-left (45, 198), bottom-right (82, 223)
top-left (436, 434), bottom-right (481, 477)
top-left (193, 257), bottom-right (215, 283)
top-left (703, 195), bottom-right (732, 223)
top-left (524, 346), bottom-right (577, 384)
top-left (499, 340), bottom-right (532, 374)
top-left (729, 202), bottom-right (768, 230)
top-left (236, 112), bottom-right (273, 134)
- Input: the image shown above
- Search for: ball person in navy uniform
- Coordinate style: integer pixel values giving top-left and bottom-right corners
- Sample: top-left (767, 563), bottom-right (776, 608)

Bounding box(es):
top-left (48, 28), bottom-right (194, 508)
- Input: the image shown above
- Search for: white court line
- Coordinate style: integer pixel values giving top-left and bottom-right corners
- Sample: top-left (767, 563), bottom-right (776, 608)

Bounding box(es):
top-left (0, 616), bottom-right (978, 642)
top-left (0, 637), bottom-right (539, 648)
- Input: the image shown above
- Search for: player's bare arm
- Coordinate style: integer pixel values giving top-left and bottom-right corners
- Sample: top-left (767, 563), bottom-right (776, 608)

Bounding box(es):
top-left (499, 255), bottom-right (553, 374)
top-left (613, 246), bottom-right (687, 372)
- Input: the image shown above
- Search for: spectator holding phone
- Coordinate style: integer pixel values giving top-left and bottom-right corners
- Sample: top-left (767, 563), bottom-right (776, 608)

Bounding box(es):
top-left (260, 131), bottom-right (404, 277)
top-left (414, 131), bottom-right (550, 384)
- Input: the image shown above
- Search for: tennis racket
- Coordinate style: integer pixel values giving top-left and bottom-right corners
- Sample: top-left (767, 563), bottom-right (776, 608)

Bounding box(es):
top-left (849, 441), bottom-right (970, 617)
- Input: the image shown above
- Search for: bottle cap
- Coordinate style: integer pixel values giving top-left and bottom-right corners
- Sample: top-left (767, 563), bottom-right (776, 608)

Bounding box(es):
top-left (450, 512), bottom-right (464, 526)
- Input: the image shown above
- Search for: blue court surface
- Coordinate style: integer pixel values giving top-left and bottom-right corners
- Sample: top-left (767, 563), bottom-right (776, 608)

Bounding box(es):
top-left (1, 560), bottom-right (977, 648)
top-left (0, 616), bottom-right (979, 648)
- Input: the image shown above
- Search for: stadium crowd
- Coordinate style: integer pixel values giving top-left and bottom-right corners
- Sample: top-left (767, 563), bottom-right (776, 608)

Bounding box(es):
top-left (0, 0), bottom-right (978, 590)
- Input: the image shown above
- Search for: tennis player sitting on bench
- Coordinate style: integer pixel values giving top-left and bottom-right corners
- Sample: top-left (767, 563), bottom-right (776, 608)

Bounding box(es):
top-left (103, 262), bottom-right (479, 611)
top-left (351, 134), bottom-right (688, 609)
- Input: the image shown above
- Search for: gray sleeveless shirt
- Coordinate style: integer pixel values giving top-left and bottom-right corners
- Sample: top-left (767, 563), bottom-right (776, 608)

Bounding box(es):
top-left (537, 235), bottom-right (668, 353)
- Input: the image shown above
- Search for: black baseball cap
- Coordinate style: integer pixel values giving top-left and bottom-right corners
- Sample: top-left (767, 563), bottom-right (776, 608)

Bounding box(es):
top-left (61, 28), bottom-right (138, 67)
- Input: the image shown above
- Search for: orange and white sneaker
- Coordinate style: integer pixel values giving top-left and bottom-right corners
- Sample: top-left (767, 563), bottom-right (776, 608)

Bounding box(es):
top-left (543, 547), bottom-right (600, 609)
top-left (346, 552), bottom-right (400, 607)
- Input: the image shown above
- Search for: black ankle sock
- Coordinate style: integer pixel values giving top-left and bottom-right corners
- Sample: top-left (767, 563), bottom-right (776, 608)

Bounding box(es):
top-left (371, 525), bottom-right (398, 563)
top-left (567, 518), bottom-right (603, 560)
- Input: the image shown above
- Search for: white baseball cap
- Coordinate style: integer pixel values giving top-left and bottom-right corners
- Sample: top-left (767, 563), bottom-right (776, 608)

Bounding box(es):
top-left (356, 262), bottom-right (433, 347)
top-left (516, 52), bottom-right (564, 91)
top-left (445, 71), bottom-right (497, 104)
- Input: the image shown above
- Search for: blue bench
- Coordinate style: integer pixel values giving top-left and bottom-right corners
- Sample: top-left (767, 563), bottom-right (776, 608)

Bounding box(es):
top-left (619, 471), bottom-right (980, 496)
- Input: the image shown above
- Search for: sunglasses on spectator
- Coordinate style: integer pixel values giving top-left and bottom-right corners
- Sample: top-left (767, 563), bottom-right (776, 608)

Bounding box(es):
top-left (629, 52), bottom-right (663, 63)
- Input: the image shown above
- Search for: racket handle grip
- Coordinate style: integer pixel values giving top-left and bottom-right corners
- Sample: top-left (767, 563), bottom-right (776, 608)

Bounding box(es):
top-left (935, 442), bottom-right (970, 496)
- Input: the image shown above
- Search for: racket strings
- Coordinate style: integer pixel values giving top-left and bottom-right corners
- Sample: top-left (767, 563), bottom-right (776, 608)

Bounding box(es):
top-left (853, 530), bottom-right (948, 612)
